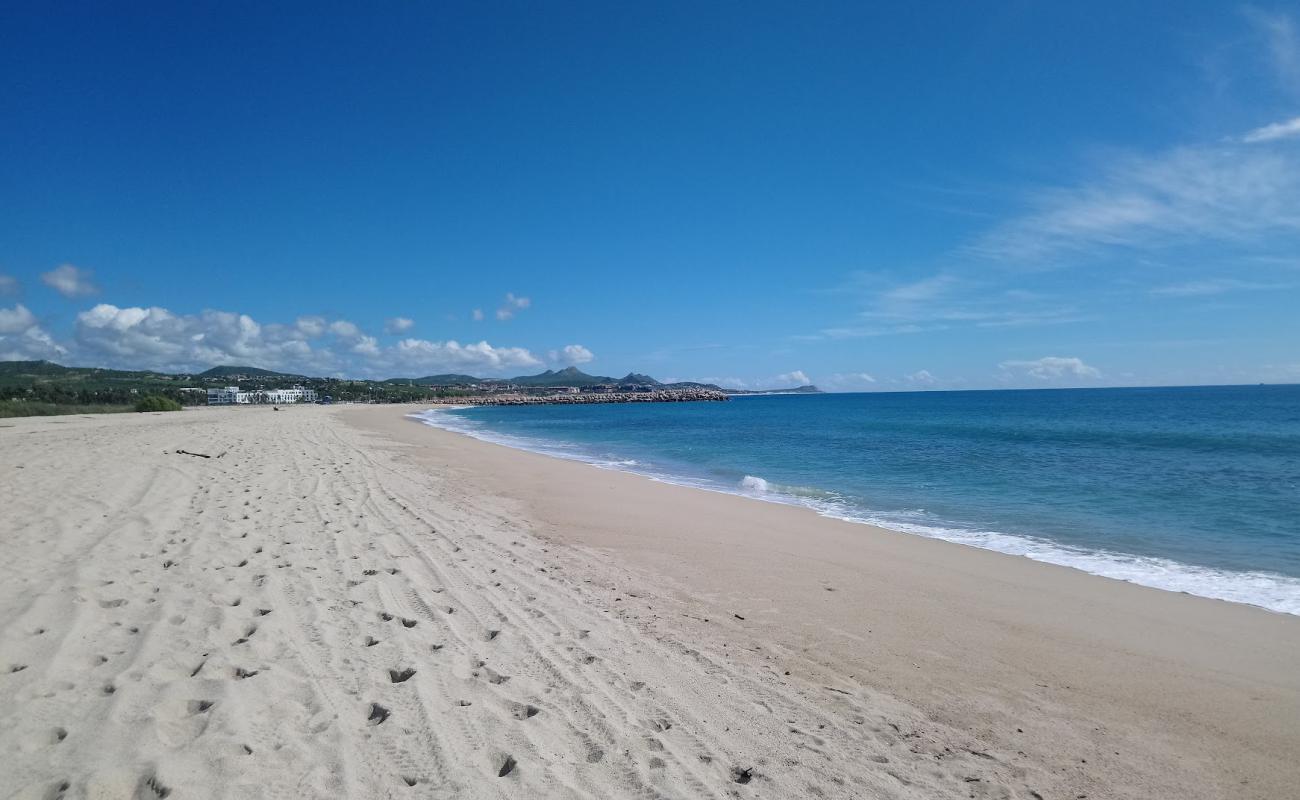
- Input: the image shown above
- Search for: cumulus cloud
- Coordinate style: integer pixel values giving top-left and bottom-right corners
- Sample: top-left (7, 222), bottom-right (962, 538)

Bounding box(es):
top-left (328, 320), bottom-right (360, 338)
top-left (1241, 116), bottom-right (1300, 143)
top-left (548, 344), bottom-right (594, 364)
top-left (351, 335), bottom-right (380, 357)
top-left (385, 316), bottom-right (414, 334)
top-left (41, 264), bottom-right (99, 298)
top-left (295, 316), bottom-right (327, 338)
top-left (906, 369), bottom-right (937, 386)
top-left (0, 274), bottom-right (18, 295)
top-left (0, 304), bottom-right (64, 360)
top-left (394, 339), bottom-right (541, 371)
top-left (495, 292), bottom-right (531, 321)
top-left (775, 370), bottom-right (811, 386)
top-left (0, 303), bottom-right (37, 334)
top-left (999, 356), bottom-right (1101, 380)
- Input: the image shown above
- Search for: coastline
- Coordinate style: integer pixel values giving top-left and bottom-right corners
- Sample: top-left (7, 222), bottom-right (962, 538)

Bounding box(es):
top-left (407, 404), bottom-right (1300, 615)
top-left (353, 404), bottom-right (1300, 798)
top-left (1, 404), bottom-right (1297, 799)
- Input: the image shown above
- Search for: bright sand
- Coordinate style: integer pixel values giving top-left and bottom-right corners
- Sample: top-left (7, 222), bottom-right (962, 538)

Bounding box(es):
top-left (1, 404), bottom-right (1297, 799)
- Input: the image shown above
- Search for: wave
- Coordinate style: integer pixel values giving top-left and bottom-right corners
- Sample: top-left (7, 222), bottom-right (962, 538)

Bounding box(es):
top-left (409, 407), bottom-right (1300, 616)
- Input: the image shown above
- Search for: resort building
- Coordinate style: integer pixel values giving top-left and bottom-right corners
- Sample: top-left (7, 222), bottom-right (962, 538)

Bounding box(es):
top-left (207, 386), bottom-right (242, 405)
top-left (207, 385), bottom-right (318, 405)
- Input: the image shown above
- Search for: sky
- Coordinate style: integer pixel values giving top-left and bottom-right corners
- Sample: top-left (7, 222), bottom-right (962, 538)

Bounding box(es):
top-left (2, 2), bottom-right (1299, 390)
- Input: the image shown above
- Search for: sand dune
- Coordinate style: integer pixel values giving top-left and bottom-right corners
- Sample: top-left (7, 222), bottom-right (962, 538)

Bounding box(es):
top-left (1, 405), bottom-right (1297, 799)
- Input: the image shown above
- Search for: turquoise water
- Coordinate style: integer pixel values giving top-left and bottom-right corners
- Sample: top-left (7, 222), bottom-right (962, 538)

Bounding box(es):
top-left (412, 386), bottom-right (1300, 614)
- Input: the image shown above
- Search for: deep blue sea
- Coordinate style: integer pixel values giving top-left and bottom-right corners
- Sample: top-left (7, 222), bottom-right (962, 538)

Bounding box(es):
top-left (412, 386), bottom-right (1300, 614)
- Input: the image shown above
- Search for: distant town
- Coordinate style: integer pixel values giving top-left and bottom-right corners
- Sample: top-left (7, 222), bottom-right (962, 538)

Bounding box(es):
top-left (0, 360), bottom-right (820, 415)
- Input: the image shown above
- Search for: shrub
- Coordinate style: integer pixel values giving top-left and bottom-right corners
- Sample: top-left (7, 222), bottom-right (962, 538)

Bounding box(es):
top-left (135, 395), bottom-right (183, 412)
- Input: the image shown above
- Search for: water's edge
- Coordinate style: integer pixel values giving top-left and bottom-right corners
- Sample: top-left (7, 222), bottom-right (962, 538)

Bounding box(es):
top-left (409, 407), bottom-right (1300, 616)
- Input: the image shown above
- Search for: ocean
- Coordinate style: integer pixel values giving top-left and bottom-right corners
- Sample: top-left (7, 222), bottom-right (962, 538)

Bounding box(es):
top-left (411, 385), bottom-right (1300, 615)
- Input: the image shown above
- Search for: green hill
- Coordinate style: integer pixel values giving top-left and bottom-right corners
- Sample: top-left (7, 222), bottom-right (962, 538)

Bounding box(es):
top-left (403, 373), bottom-right (484, 385)
top-left (197, 365), bottom-right (303, 379)
top-left (618, 372), bottom-right (662, 385)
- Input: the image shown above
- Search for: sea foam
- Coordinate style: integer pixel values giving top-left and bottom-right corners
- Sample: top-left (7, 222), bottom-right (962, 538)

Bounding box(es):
top-left (410, 406), bottom-right (1300, 616)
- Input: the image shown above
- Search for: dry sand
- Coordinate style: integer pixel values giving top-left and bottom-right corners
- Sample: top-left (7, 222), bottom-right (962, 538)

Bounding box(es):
top-left (1, 404), bottom-right (1297, 799)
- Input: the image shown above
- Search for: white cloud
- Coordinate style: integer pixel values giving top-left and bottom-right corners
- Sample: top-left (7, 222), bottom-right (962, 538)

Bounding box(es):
top-left (394, 338), bottom-right (541, 371)
top-left (351, 335), bottom-right (380, 357)
top-left (76, 304), bottom-right (299, 370)
top-left (472, 308), bottom-right (484, 321)
top-left (0, 303), bottom-right (37, 334)
top-left (1241, 116), bottom-right (1300, 143)
top-left (0, 274), bottom-right (18, 295)
top-left (295, 316), bottom-right (327, 338)
top-left (328, 320), bottom-right (360, 338)
top-left (0, 304), bottom-right (66, 360)
top-left (6, 301), bottom-right (555, 378)
top-left (906, 369), bottom-right (937, 386)
top-left (1150, 278), bottom-right (1292, 296)
top-left (495, 292), bottom-right (531, 321)
top-left (998, 356), bottom-right (1101, 380)
top-left (806, 272), bottom-right (1086, 341)
top-left (0, 327), bottom-right (66, 361)
top-left (548, 344), bottom-right (593, 364)
top-left (974, 144), bottom-right (1300, 262)
top-left (41, 264), bottom-right (99, 298)
top-left (775, 370), bottom-right (810, 386)
top-left (385, 316), bottom-right (414, 334)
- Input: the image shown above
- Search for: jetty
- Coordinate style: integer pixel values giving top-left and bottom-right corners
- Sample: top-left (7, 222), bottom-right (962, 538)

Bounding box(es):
top-left (423, 388), bottom-right (728, 406)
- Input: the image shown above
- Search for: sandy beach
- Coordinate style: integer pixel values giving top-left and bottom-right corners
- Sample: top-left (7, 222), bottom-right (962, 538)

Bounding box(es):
top-left (2, 404), bottom-right (1298, 800)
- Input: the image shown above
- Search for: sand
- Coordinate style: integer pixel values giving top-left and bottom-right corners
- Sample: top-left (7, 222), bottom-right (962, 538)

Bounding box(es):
top-left (1, 405), bottom-right (1297, 799)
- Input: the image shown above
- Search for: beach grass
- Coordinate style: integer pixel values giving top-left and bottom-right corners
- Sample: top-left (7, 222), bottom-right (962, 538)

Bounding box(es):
top-left (0, 399), bottom-right (133, 418)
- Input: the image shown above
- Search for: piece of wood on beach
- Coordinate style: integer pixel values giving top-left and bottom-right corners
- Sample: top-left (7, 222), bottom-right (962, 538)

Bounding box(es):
top-left (175, 449), bottom-right (212, 458)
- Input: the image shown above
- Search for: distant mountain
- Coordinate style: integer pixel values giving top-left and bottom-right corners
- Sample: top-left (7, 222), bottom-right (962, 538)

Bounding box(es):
top-left (509, 367), bottom-right (614, 387)
top-left (619, 372), bottom-right (662, 385)
top-left (197, 365), bottom-right (303, 379)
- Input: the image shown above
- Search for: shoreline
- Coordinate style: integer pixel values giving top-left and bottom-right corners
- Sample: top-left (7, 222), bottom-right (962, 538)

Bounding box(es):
top-left (2, 404), bottom-right (1297, 799)
top-left (407, 404), bottom-right (1300, 616)
top-left (347, 404), bottom-right (1300, 798)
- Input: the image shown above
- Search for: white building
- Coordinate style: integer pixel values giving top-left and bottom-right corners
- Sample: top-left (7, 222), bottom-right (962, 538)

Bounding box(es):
top-left (261, 386), bottom-right (318, 404)
top-left (207, 386), bottom-right (242, 405)
top-left (208, 385), bottom-right (318, 405)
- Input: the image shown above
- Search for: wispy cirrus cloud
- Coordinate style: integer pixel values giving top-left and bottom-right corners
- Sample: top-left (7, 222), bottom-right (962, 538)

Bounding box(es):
top-left (801, 273), bottom-right (1086, 341)
top-left (1245, 6), bottom-right (1300, 94)
top-left (1241, 116), bottom-right (1300, 143)
top-left (972, 144), bottom-right (1300, 263)
top-left (1150, 277), bottom-right (1294, 296)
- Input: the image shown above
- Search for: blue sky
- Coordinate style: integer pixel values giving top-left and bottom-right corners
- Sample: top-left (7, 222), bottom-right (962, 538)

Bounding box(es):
top-left (2, 2), bottom-right (1298, 389)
